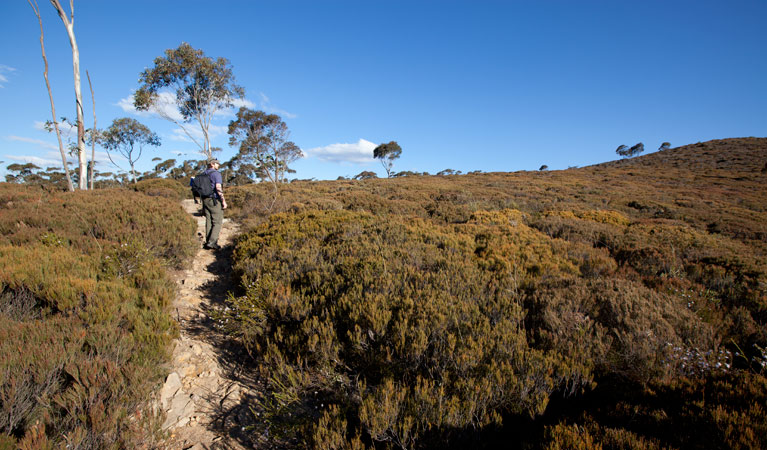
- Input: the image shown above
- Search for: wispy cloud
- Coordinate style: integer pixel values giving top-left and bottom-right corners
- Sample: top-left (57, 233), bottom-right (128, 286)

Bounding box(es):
top-left (305, 139), bottom-right (377, 164)
top-left (231, 97), bottom-right (256, 110)
top-left (169, 124), bottom-right (228, 144)
top-left (7, 135), bottom-right (58, 151)
top-left (259, 93), bottom-right (297, 119)
top-left (117, 92), bottom-right (185, 121)
top-left (34, 120), bottom-right (78, 137)
top-left (3, 152), bottom-right (69, 167)
top-left (0, 65), bottom-right (16, 88)
top-left (118, 92), bottom-right (260, 121)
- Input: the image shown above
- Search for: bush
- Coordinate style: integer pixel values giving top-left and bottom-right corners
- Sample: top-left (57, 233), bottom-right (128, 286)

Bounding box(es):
top-left (224, 210), bottom-right (632, 447)
top-left (0, 184), bottom-right (195, 447)
top-left (134, 177), bottom-right (189, 201)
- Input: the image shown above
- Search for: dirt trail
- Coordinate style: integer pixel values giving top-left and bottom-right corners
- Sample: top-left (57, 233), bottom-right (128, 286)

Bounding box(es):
top-left (157, 199), bottom-right (261, 450)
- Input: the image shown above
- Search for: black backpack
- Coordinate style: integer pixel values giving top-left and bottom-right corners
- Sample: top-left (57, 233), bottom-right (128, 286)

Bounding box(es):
top-left (191, 172), bottom-right (215, 198)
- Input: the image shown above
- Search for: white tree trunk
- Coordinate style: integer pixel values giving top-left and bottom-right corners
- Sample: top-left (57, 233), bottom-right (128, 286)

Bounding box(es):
top-left (28, 0), bottom-right (74, 191)
top-left (51, 0), bottom-right (88, 189)
top-left (87, 70), bottom-right (96, 190)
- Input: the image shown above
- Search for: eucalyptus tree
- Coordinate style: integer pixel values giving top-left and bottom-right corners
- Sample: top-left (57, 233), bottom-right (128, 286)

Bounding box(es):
top-left (134, 43), bottom-right (244, 159)
top-left (227, 107), bottom-right (303, 191)
top-left (373, 141), bottom-right (402, 177)
top-left (101, 118), bottom-right (160, 184)
top-left (616, 142), bottom-right (645, 158)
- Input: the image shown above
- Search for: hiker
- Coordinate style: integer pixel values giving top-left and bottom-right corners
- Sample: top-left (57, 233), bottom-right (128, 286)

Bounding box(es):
top-left (198, 158), bottom-right (227, 250)
top-left (190, 177), bottom-right (201, 204)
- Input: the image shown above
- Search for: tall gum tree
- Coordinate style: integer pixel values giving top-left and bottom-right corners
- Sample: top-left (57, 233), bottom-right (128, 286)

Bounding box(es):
top-left (50, 0), bottom-right (88, 189)
top-left (134, 43), bottom-right (244, 159)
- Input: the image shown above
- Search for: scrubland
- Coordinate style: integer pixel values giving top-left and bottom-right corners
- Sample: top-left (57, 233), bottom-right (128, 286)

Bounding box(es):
top-left (221, 138), bottom-right (767, 448)
top-left (0, 184), bottom-right (196, 448)
top-left (1, 138), bottom-right (765, 449)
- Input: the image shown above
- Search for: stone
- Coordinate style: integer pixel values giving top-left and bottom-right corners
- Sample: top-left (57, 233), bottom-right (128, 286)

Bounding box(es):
top-left (160, 372), bottom-right (182, 410)
top-left (162, 393), bottom-right (195, 430)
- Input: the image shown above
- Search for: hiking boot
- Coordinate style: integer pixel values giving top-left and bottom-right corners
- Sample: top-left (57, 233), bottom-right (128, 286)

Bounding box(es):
top-left (203, 243), bottom-right (221, 250)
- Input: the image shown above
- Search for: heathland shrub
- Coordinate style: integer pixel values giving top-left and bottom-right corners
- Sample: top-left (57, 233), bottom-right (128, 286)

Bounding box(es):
top-left (133, 177), bottom-right (189, 201)
top-left (0, 184), bottom-right (195, 447)
top-left (224, 209), bottom-right (636, 447)
top-left (222, 138), bottom-right (767, 448)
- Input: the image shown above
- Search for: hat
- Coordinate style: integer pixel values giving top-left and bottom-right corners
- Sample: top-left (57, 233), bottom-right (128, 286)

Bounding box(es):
top-left (207, 158), bottom-right (220, 165)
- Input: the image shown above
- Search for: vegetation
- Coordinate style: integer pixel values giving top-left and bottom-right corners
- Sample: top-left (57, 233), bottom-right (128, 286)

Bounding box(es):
top-left (219, 138), bottom-right (767, 448)
top-left (227, 107), bottom-right (303, 191)
top-left (0, 184), bottom-right (196, 447)
top-left (133, 42), bottom-right (245, 159)
top-left (374, 141), bottom-right (403, 178)
top-left (101, 117), bottom-right (161, 184)
top-left (616, 142), bottom-right (645, 158)
top-left (2, 137), bottom-right (764, 448)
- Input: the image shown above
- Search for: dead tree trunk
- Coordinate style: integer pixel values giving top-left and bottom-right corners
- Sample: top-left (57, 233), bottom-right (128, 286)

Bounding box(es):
top-left (28, 0), bottom-right (74, 191)
top-left (87, 69), bottom-right (96, 190)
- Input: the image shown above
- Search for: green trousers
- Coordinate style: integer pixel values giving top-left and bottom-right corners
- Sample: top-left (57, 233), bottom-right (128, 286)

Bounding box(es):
top-left (202, 197), bottom-right (223, 246)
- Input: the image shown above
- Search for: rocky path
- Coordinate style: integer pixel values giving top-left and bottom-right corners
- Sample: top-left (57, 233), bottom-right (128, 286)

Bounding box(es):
top-left (157, 200), bottom-right (260, 450)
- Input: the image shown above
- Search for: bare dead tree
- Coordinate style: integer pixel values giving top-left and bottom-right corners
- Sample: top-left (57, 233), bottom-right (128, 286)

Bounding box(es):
top-left (86, 69), bottom-right (96, 190)
top-left (28, 0), bottom-right (74, 191)
top-left (50, 0), bottom-right (88, 190)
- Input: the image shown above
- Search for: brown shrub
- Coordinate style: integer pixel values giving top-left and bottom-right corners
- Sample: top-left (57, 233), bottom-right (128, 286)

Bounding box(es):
top-left (0, 184), bottom-right (193, 447)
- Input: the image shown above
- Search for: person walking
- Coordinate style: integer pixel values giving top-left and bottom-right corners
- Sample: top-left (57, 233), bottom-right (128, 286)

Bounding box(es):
top-left (202, 158), bottom-right (227, 250)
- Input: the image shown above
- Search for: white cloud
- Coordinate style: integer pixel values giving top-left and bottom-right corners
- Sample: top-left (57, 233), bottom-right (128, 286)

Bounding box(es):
top-left (305, 139), bottom-right (377, 164)
top-left (4, 153), bottom-right (69, 168)
top-left (259, 92), bottom-right (297, 119)
top-left (117, 91), bottom-right (184, 121)
top-left (169, 124), bottom-right (227, 145)
top-left (0, 65), bottom-right (16, 88)
top-left (231, 98), bottom-right (256, 110)
top-left (7, 135), bottom-right (58, 151)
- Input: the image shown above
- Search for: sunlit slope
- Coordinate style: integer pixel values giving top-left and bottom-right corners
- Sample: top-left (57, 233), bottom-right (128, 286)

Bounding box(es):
top-left (223, 137), bottom-right (766, 449)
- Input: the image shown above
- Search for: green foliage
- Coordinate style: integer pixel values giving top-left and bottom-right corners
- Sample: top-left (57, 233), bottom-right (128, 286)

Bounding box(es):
top-left (616, 142), bottom-right (645, 158)
top-left (0, 184), bottom-right (196, 447)
top-left (374, 141), bottom-right (402, 177)
top-left (134, 42), bottom-right (244, 157)
top-left (101, 117), bottom-right (161, 184)
top-left (227, 107), bottom-right (303, 188)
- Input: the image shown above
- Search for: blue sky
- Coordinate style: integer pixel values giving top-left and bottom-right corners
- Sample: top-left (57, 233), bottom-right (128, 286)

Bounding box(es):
top-left (1, 0), bottom-right (765, 181)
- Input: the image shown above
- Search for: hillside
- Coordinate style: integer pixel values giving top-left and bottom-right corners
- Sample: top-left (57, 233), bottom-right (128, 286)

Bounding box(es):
top-left (219, 137), bottom-right (767, 448)
top-left (1, 138), bottom-right (765, 448)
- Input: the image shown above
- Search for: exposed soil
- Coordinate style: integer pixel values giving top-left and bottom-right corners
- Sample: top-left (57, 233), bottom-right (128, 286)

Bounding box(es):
top-left (158, 199), bottom-right (263, 450)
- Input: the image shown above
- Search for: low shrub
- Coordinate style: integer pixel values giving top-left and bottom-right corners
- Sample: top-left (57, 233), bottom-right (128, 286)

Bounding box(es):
top-left (133, 177), bottom-right (189, 201)
top-left (0, 184), bottom-right (195, 447)
top-left (224, 209), bottom-right (646, 447)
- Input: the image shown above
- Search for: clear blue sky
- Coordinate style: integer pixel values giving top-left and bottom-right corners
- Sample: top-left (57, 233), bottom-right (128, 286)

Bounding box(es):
top-left (1, 0), bottom-right (765, 180)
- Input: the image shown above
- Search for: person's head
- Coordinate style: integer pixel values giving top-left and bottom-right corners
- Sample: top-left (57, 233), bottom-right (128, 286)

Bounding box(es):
top-left (207, 158), bottom-right (220, 169)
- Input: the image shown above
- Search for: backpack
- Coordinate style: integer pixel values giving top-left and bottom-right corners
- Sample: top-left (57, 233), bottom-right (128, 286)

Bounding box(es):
top-left (191, 171), bottom-right (215, 198)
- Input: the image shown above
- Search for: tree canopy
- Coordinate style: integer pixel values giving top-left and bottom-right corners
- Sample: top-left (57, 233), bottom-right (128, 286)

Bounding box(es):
top-left (101, 117), bottom-right (160, 184)
top-left (616, 142), bottom-right (645, 158)
top-left (227, 107), bottom-right (303, 190)
top-left (373, 141), bottom-right (402, 178)
top-left (134, 42), bottom-right (244, 158)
